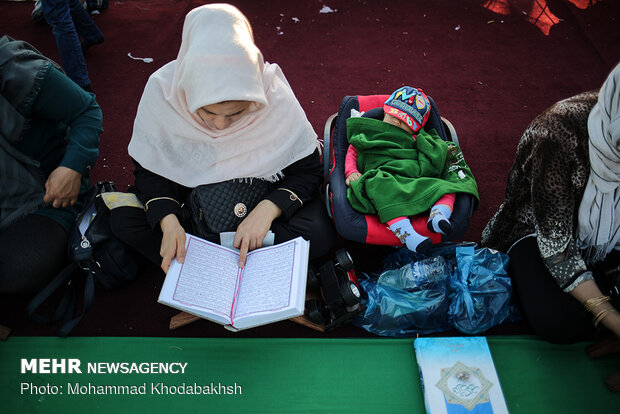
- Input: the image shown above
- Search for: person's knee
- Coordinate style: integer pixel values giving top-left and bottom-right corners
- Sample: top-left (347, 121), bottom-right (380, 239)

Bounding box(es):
top-left (0, 215), bottom-right (68, 293)
top-left (109, 207), bottom-right (137, 247)
top-left (0, 262), bottom-right (37, 293)
top-left (283, 201), bottom-right (336, 258)
top-left (309, 225), bottom-right (336, 258)
top-left (109, 206), bottom-right (158, 256)
top-left (0, 248), bottom-right (65, 293)
top-left (303, 218), bottom-right (336, 259)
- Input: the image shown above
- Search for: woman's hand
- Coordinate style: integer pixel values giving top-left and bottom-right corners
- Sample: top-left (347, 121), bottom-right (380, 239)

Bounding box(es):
top-left (233, 200), bottom-right (282, 267)
top-left (44, 166), bottom-right (82, 208)
top-left (571, 279), bottom-right (620, 338)
top-left (159, 214), bottom-right (186, 273)
top-left (345, 172), bottom-right (362, 187)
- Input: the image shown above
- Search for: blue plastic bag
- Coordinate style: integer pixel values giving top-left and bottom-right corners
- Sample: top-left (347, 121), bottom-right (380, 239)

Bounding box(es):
top-left (357, 267), bottom-right (451, 337)
top-left (448, 245), bottom-right (512, 334)
top-left (353, 243), bottom-right (518, 337)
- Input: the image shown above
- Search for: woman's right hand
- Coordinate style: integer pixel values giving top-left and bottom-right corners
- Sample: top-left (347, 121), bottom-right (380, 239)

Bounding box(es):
top-left (159, 214), bottom-right (186, 273)
top-left (572, 279), bottom-right (620, 338)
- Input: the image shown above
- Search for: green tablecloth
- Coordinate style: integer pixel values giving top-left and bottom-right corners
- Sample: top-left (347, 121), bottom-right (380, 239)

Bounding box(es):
top-left (1, 336), bottom-right (618, 413)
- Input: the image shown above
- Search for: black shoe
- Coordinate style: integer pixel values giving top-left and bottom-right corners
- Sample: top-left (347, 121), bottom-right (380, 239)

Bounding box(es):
top-left (415, 238), bottom-right (433, 253)
top-left (437, 219), bottom-right (453, 235)
top-left (427, 218), bottom-right (453, 235)
top-left (32, 0), bottom-right (46, 24)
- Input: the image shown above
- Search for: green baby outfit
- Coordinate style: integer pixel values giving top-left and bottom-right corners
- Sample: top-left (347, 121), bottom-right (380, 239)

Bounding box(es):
top-left (346, 117), bottom-right (479, 223)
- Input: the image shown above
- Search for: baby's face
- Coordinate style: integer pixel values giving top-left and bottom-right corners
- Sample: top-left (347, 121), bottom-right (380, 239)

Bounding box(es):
top-left (383, 113), bottom-right (414, 135)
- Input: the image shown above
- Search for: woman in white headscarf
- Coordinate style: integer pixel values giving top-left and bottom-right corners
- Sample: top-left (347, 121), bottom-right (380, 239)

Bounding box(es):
top-left (482, 63), bottom-right (620, 343)
top-left (111, 4), bottom-right (335, 270)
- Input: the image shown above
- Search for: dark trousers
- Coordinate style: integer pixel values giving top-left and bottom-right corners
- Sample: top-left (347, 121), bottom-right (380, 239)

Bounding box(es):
top-left (508, 237), bottom-right (617, 343)
top-left (41, 0), bottom-right (104, 87)
top-left (109, 198), bottom-right (337, 271)
top-left (0, 215), bottom-right (68, 293)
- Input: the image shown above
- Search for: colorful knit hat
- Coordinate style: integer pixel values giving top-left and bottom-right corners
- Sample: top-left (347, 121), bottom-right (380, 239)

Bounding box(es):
top-left (383, 86), bottom-right (431, 132)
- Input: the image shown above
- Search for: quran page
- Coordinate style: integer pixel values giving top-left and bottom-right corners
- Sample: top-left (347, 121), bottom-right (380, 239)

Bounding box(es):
top-left (230, 237), bottom-right (309, 330)
top-left (158, 234), bottom-right (241, 325)
top-left (158, 234), bottom-right (309, 330)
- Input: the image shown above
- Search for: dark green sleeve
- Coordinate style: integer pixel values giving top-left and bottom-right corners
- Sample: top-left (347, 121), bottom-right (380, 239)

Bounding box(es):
top-left (29, 66), bottom-right (102, 175)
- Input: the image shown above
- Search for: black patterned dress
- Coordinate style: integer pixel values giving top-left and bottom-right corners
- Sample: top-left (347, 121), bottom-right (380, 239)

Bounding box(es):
top-left (481, 91), bottom-right (598, 291)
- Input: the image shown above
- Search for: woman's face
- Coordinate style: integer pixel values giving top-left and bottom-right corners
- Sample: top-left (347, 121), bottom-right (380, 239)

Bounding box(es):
top-left (196, 101), bottom-right (252, 130)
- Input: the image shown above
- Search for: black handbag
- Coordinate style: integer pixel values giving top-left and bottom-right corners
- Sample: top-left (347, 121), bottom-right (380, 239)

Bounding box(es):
top-left (189, 179), bottom-right (272, 237)
top-left (27, 181), bottom-right (140, 336)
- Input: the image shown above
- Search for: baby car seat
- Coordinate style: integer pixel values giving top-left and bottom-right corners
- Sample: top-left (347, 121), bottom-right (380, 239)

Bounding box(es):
top-left (322, 94), bottom-right (475, 246)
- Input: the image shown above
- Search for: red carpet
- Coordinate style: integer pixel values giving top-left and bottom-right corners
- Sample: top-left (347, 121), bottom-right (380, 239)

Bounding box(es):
top-left (1, 0), bottom-right (619, 337)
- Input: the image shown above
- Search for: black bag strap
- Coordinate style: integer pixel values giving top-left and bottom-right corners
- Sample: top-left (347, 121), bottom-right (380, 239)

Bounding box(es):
top-left (56, 269), bottom-right (96, 337)
top-left (27, 261), bottom-right (80, 325)
top-left (27, 180), bottom-right (123, 336)
top-left (26, 261), bottom-right (97, 337)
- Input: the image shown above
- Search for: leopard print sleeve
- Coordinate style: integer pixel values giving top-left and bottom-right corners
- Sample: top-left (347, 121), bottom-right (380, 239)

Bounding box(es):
top-left (527, 92), bottom-right (596, 289)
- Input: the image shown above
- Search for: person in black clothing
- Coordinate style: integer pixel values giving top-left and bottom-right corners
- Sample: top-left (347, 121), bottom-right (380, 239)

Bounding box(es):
top-left (110, 4), bottom-right (335, 272)
top-left (0, 36), bottom-right (101, 293)
top-left (482, 63), bottom-right (620, 342)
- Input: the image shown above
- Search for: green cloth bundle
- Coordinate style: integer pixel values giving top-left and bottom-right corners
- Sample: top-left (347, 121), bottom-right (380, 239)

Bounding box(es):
top-left (346, 117), bottom-right (479, 223)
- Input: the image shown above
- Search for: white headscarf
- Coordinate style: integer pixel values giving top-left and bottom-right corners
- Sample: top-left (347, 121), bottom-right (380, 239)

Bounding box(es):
top-left (577, 62), bottom-right (620, 262)
top-left (128, 3), bottom-right (318, 187)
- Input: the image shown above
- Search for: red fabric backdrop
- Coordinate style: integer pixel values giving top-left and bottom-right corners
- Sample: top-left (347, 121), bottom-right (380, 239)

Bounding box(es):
top-left (1, 0), bottom-right (619, 337)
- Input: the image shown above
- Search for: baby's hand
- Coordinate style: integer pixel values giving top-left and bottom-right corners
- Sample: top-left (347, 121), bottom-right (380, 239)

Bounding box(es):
top-left (345, 172), bottom-right (362, 186)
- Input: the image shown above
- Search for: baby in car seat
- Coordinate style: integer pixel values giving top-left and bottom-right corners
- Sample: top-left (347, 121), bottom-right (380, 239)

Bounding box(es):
top-left (344, 86), bottom-right (479, 252)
